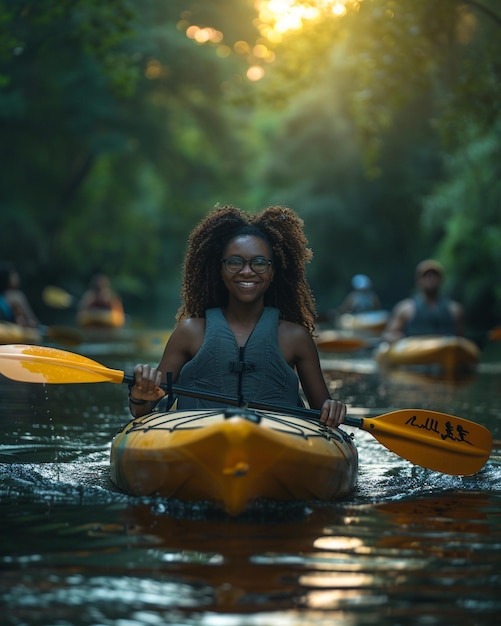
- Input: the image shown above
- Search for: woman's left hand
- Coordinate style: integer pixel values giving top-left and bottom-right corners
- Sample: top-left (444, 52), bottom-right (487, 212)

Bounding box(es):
top-left (319, 399), bottom-right (347, 429)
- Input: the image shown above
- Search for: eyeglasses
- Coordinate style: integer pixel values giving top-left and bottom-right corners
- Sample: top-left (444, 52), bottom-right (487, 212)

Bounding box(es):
top-left (221, 255), bottom-right (272, 274)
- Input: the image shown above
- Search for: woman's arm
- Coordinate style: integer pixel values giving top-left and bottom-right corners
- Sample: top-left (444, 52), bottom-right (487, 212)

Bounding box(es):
top-left (128, 318), bottom-right (205, 417)
top-left (280, 322), bottom-right (346, 429)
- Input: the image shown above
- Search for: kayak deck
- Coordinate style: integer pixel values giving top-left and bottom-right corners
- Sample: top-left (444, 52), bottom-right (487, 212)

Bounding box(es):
top-left (110, 408), bottom-right (358, 516)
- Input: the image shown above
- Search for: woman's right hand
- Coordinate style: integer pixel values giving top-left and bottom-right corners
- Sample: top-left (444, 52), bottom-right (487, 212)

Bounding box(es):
top-left (129, 364), bottom-right (166, 403)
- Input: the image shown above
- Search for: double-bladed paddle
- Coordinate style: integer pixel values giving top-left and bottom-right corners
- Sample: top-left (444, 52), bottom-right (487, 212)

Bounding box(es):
top-left (0, 344), bottom-right (492, 476)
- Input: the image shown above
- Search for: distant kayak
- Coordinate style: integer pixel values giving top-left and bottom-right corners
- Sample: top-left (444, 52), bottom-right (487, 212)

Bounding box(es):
top-left (0, 322), bottom-right (40, 345)
top-left (489, 326), bottom-right (501, 341)
top-left (338, 310), bottom-right (389, 334)
top-left (75, 327), bottom-right (172, 354)
top-left (77, 307), bottom-right (125, 329)
top-left (0, 322), bottom-right (81, 347)
top-left (375, 335), bottom-right (480, 376)
top-left (315, 330), bottom-right (377, 353)
top-left (133, 328), bottom-right (172, 353)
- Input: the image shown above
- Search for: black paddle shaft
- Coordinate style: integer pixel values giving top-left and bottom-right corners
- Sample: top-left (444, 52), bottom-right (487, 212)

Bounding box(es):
top-left (123, 373), bottom-right (363, 428)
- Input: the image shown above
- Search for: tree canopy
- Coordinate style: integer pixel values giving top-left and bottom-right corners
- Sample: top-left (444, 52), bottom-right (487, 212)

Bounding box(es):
top-left (1, 0), bottom-right (500, 331)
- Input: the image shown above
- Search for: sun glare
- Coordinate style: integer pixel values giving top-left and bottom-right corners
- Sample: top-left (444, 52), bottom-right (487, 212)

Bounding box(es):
top-left (181, 1), bottom-right (355, 81)
top-left (255, 0), bottom-right (350, 40)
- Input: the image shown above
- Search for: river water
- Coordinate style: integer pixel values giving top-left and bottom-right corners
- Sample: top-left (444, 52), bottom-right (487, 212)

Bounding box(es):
top-left (1, 338), bottom-right (500, 625)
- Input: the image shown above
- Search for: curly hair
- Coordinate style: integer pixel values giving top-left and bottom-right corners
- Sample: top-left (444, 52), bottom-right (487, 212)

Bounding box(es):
top-left (176, 205), bottom-right (318, 333)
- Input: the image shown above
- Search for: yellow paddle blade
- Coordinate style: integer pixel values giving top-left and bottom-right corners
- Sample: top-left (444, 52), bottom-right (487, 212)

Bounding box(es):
top-left (0, 344), bottom-right (125, 384)
top-left (42, 286), bottom-right (74, 309)
top-left (359, 409), bottom-right (492, 476)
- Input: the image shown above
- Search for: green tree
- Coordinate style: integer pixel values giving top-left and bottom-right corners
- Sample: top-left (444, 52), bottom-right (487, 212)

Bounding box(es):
top-left (422, 125), bottom-right (501, 330)
top-left (2, 0), bottom-right (500, 330)
top-left (0, 1), bottom-right (259, 322)
top-left (235, 0), bottom-right (501, 326)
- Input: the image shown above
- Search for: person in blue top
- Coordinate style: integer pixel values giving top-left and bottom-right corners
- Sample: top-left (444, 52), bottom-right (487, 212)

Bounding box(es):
top-left (338, 274), bottom-right (382, 314)
top-left (0, 263), bottom-right (16, 322)
top-left (127, 205), bottom-right (347, 429)
top-left (382, 259), bottom-right (464, 343)
top-left (0, 261), bottom-right (39, 327)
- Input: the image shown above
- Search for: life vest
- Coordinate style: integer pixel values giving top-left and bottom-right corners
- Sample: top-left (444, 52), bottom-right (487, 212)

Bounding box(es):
top-left (176, 307), bottom-right (300, 410)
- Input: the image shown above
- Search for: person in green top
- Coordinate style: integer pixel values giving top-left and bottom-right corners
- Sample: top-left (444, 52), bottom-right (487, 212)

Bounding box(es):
top-left (128, 204), bottom-right (347, 429)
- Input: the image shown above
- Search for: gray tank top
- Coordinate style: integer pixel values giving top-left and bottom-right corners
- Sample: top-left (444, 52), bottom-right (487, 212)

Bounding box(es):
top-left (405, 295), bottom-right (456, 336)
top-left (176, 307), bottom-right (300, 410)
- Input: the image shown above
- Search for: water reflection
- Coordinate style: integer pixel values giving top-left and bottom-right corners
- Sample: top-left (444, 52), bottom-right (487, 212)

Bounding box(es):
top-left (4, 490), bottom-right (498, 620)
top-left (375, 492), bottom-right (495, 548)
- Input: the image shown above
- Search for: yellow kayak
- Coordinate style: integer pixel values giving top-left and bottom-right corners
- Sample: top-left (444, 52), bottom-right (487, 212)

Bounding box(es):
top-left (0, 322), bottom-right (83, 347)
top-left (133, 328), bottom-right (173, 354)
top-left (77, 307), bottom-right (125, 329)
top-left (110, 408), bottom-right (358, 516)
top-left (315, 330), bottom-right (375, 353)
top-left (338, 310), bottom-right (389, 334)
top-left (0, 322), bottom-right (41, 345)
top-left (489, 326), bottom-right (501, 341)
top-left (375, 335), bottom-right (480, 375)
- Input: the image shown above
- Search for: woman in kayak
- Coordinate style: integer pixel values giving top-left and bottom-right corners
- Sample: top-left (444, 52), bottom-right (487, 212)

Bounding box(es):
top-left (128, 205), bottom-right (346, 429)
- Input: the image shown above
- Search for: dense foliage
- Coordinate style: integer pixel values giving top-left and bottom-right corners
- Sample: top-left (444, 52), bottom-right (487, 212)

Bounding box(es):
top-left (1, 0), bottom-right (500, 332)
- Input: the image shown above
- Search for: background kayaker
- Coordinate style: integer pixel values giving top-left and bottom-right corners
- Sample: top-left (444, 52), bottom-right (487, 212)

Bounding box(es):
top-left (127, 205), bottom-right (347, 429)
top-left (382, 259), bottom-right (464, 343)
top-left (337, 274), bottom-right (382, 314)
top-left (77, 273), bottom-right (125, 317)
top-left (0, 261), bottom-right (40, 327)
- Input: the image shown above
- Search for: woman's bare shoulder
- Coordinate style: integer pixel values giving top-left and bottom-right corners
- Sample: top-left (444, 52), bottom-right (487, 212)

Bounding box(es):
top-left (172, 317), bottom-right (206, 341)
top-left (177, 317), bottom-right (205, 329)
top-left (160, 317), bottom-right (206, 368)
top-left (278, 318), bottom-right (311, 338)
top-left (278, 320), bottom-right (313, 344)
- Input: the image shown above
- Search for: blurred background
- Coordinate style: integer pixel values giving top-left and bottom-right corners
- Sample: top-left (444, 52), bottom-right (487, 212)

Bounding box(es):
top-left (1, 0), bottom-right (500, 335)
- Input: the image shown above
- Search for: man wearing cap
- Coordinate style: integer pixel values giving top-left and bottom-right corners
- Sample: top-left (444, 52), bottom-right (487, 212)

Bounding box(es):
top-left (382, 260), bottom-right (464, 343)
